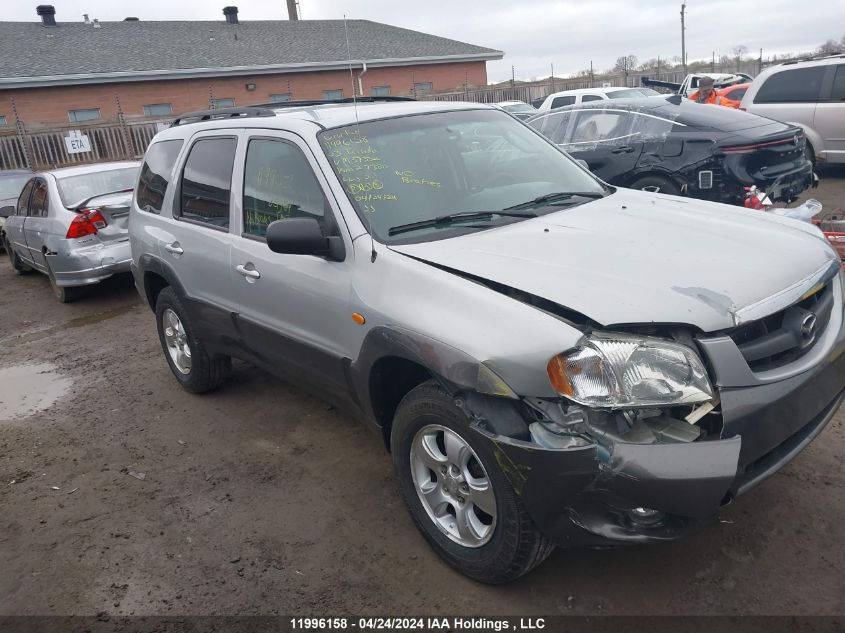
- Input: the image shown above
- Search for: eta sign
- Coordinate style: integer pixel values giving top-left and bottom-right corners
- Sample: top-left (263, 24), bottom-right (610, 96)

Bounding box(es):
top-left (64, 130), bottom-right (92, 154)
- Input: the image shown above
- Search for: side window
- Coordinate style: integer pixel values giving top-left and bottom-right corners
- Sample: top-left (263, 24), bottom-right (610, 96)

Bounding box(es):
top-left (179, 137), bottom-right (237, 229)
top-left (831, 65), bottom-right (845, 101)
top-left (529, 110), bottom-right (574, 145)
top-left (136, 139), bottom-right (184, 214)
top-left (242, 139), bottom-right (327, 238)
top-left (568, 111), bottom-right (632, 148)
top-left (29, 180), bottom-right (49, 217)
top-left (16, 180), bottom-right (34, 216)
top-left (582, 95), bottom-right (603, 102)
top-left (551, 96), bottom-right (576, 109)
top-left (755, 66), bottom-right (826, 103)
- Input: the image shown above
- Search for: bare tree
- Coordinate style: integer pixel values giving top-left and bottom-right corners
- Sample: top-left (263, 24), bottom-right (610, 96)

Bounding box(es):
top-left (817, 38), bottom-right (845, 55)
top-left (614, 54), bottom-right (639, 73)
top-left (732, 45), bottom-right (748, 72)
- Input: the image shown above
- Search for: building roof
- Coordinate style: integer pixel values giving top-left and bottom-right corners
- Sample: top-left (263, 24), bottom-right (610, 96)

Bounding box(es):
top-left (0, 18), bottom-right (503, 89)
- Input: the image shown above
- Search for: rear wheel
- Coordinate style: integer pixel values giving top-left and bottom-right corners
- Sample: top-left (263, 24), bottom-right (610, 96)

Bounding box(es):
top-left (46, 259), bottom-right (83, 303)
top-left (391, 380), bottom-right (554, 583)
top-left (628, 175), bottom-right (681, 196)
top-left (155, 286), bottom-right (231, 393)
top-left (6, 237), bottom-right (32, 275)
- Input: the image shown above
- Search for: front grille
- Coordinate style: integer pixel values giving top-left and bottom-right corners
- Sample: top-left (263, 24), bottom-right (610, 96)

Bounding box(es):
top-left (729, 281), bottom-right (834, 371)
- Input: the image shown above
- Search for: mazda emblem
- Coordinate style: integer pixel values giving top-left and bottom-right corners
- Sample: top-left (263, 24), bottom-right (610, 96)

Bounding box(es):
top-left (799, 313), bottom-right (818, 348)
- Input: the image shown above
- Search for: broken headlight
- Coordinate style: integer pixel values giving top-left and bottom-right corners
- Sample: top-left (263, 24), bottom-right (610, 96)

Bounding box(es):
top-left (547, 333), bottom-right (714, 408)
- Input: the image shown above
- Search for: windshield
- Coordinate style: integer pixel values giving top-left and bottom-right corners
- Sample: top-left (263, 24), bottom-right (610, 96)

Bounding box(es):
top-left (608, 88), bottom-right (660, 99)
top-left (56, 167), bottom-right (139, 208)
top-left (318, 109), bottom-right (605, 243)
top-left (0, 175), bottom-right (30, 200)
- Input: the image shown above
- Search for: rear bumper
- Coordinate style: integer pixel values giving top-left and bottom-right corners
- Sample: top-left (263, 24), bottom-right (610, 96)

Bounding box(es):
top-left (48, 239), bottom-right (132, 287)
top-left (471, 316), bottom-right (845, 548)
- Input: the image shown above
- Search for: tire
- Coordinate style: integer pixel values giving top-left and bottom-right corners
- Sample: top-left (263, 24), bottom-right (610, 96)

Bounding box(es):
top-left (391, 380), bottom-right (554, 583)
top-left (46, 259), bottom-right (83, 303)
top-left (6, 237), bottom-right (32, 275)
top-left (628, 175), bottom-right (681, 196)
top-left (155, 286), bottom-right (231, 393)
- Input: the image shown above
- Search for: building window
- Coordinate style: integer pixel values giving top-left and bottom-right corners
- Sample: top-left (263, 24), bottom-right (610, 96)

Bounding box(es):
top-left (0, 115), bottom-right (7, 126)
top-left (371, 86), bottom-right (391, 97)
top-left (322, 89), bottom-right (343, 101)
top-left (413, 82), bottom-right (433, 94)
top-left (68, 108), bottom-right (101, 123)
top-left (143, 103), bottom-right (173, 116)
top-left (210, 98), bottom-right (235, 109)
top-left (269, 93), bottom-right (293, 103)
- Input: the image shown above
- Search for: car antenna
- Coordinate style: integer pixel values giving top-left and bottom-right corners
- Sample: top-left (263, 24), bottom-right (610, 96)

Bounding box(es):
top-left (344, 14), bottom-right (377, 262)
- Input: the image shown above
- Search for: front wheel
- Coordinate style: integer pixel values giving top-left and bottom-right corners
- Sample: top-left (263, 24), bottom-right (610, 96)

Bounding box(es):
top-left (155, 286), bottom-right (231, 393)
top-left (628, 175), bottom-right (681, 196)
top-left (391, 380), bottom-right (554, 583)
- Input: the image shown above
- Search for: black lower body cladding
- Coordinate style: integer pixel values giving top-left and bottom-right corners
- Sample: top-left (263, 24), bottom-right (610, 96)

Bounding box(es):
top-left (466, 333), bottom-right (845, 548)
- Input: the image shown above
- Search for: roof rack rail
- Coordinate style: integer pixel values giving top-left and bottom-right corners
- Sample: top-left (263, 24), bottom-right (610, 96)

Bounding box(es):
top-left (780, 53), bottom-right (845, 66)
top-left (170, 106), bottom-right (277, 127)
top-left (249, 96), bottom-right (417, 109)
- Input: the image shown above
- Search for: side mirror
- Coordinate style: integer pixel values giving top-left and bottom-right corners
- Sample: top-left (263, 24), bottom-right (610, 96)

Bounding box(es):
top-left (266, 217), bottom-right (345, 262)
top-left (0, 205), bottom-right (14, 218)
top-left (575, 159), bottom-right (590, 171)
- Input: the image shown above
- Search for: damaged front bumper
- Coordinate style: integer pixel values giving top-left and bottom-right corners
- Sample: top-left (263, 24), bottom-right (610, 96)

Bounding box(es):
top-left (465, 329), bottom-right (845, 548)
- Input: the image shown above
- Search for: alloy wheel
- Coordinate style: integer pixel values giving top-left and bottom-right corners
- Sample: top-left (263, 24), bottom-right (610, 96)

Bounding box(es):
top-left (410, 424), bottom-right (496, 548)
top-left (162, 308), bottom-right (192, 374)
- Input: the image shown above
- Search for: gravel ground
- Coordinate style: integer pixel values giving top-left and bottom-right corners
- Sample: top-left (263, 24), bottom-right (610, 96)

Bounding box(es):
top-left (0, 169), bottom-right (843, 616)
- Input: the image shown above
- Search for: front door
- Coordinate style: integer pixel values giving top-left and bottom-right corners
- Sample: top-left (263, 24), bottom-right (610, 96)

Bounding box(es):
top-left (229, 132), bottom-right (358, 403)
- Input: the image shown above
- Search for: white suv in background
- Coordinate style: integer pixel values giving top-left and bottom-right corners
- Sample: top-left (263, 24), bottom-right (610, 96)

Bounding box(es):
top-left (537, 86), bottom-right (661, 110)
top-left (741, 55), bottom-right (845, 165)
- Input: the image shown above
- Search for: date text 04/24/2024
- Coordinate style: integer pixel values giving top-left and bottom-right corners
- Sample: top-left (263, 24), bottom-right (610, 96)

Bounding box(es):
top-left (290, 617), bottom-right (546, 630)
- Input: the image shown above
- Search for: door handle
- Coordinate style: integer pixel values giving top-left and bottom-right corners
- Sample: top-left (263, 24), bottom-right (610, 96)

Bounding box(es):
top-left (611, 146), bottom-right (635, 154)
top-left (164, 242), bottom-right (184, 255)
top-left (236, 264), bottom-right (261, 280)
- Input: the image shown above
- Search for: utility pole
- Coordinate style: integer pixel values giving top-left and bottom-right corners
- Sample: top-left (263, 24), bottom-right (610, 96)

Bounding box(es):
top-left (590, 60), bottom-right (594, 86)
top-left (758, 48), bottom-right (763, 75)
top-left (712, 51), bottom-right (715, 72)
top-left (680, 3), bottom-right (687, 75)
top-left (286, 0), bottom-right (299, 20)
top-left (550, 62), bottom-right (555, 92)
top-left (511, 65), bottom-right (515, 89)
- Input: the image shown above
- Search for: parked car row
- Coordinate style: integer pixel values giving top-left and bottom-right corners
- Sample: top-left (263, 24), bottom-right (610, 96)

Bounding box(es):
top-left (3, 94), bottom-right (844, 584)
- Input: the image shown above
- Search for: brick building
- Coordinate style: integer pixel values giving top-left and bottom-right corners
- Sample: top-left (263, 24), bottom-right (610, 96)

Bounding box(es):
top-left (0, 5), bottom-right (502, 130)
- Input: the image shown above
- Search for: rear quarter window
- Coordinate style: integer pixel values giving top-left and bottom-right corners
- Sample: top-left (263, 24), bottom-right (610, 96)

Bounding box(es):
top-left (136, 139), bottom-right (184, 214)
top-left (550, 96), bottom-right (576, 109)
top-left (754, 66), bottom-right (826, 103)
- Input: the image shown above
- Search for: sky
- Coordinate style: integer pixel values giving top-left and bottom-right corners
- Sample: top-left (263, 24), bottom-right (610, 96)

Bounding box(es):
top-left (5, 0), bottom-right (844, 82)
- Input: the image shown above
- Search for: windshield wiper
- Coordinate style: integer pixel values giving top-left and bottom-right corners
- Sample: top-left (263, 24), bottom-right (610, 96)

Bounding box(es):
top-left (387, 210), bottom-right (536, 237)
top-left (503, 191), bottom-right (605, 211)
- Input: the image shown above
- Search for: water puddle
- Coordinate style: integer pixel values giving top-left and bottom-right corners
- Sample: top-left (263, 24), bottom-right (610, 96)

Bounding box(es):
top-left (0, 363), bottom-right (73, 423)
top-left (0, 301), bottom-right (139, 349)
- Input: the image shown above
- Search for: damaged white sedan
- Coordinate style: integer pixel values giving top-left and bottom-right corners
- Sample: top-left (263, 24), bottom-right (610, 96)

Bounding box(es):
top-left (130, 101), bottom-right (844, 584)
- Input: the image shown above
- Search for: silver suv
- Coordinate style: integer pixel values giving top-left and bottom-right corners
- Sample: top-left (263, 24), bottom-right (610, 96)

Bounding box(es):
top-left (130, 100), bottom-right (845, 583)
top-left (741, 55), bottom-right (845, 164)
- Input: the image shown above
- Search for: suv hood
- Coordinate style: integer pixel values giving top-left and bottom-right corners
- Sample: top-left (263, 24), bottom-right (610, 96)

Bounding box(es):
top-left (388, 189), bottom-right (838, 332)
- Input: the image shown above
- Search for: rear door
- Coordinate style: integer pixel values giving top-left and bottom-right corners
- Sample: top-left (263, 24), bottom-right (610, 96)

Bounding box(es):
top-left (815, 63), bottom-right (845, 162)
top-left (5, 179), bottom-right (33, 253)
top-left (230, 131), bottom-right (358, 403)
top-left (564, 109), bottom-right (643, 182)
top-left (157, 132), bottom-right (241, 347)
top-left (22, 178), bottom-right (50, 271)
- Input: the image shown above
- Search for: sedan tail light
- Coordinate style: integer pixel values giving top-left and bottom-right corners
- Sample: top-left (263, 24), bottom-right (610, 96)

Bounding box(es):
top-left (720, 135), bottom-right (802, 154)
top-left (66, 209), bottom-right (107, 239)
